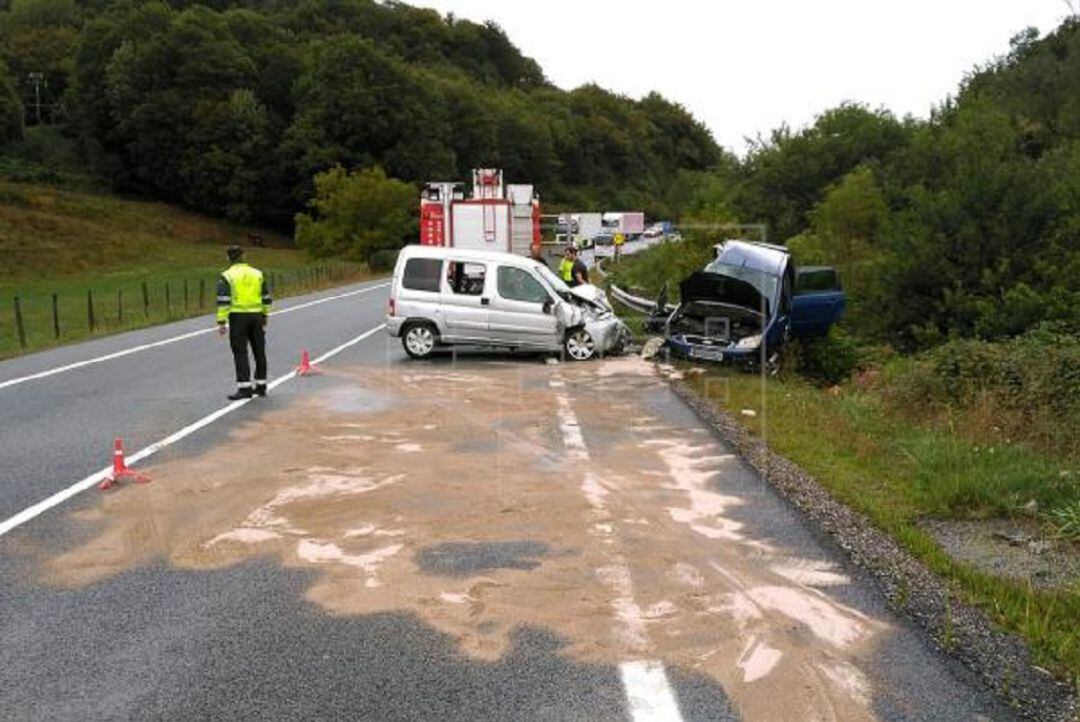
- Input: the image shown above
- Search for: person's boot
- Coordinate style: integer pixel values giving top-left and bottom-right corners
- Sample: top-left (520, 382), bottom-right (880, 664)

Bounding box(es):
top-left (228, 387), bottom-right (254, 400)
top-left (253, 384), bottom-right (267, 397)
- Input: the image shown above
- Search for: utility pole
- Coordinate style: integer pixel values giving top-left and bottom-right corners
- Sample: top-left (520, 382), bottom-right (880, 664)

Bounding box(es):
top-left (26, 72), bottom-right (45, 125)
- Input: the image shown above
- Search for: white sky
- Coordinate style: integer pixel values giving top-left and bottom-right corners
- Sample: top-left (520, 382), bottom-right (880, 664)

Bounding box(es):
top-left (411, 0), bottom-right (1073, 153)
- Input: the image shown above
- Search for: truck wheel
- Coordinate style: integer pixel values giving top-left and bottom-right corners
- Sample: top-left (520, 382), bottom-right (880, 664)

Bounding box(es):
top-left (564, 329), bottom-right (596, 361)
top-left (402, 322), bottom-right (438, 359)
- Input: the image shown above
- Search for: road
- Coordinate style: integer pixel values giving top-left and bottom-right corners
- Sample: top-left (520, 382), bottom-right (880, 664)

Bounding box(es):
top-left (0, 276), bottom-right (1014, 721)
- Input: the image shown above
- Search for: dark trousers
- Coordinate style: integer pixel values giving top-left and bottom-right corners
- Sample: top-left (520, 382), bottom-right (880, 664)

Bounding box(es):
top-left (229, 312), bottom-right (267, 385)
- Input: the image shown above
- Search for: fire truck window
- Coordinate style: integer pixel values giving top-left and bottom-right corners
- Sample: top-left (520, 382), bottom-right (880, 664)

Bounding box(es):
top-left (402, 258), bottom-right (442, 292)
top-left (497, 267), bottom-right (548, 304)
top-left (447, 261), bottom-right (486, 296)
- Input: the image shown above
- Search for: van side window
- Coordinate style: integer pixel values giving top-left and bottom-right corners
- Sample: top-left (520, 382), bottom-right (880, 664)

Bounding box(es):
top-left (402, 258), bottom-right (442, 292)
top-left (497, 266), bottom-right (548, 304)
top-left (447, 261), bottom-right (486, 295)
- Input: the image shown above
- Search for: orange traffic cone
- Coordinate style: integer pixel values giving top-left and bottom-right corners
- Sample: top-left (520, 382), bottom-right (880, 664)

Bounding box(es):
top-left (296, 348), bottom-right (321, 376)
top-left (99, 438), bottom-right (151, 490)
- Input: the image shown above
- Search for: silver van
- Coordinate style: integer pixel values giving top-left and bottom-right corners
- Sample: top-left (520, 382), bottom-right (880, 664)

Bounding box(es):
top-left (386, 246), bottom-right (630, 360)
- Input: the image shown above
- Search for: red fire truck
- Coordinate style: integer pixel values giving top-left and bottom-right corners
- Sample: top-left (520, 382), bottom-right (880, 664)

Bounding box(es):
top-left (419, 169), bottom-right (541, 256)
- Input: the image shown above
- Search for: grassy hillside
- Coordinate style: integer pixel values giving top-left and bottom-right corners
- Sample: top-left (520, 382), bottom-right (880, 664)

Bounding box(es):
top-left (0, 181), bottom-right (367, 358)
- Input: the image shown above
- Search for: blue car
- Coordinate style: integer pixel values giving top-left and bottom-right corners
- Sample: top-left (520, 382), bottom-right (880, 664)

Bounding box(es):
top-left (656, 240), bottom-right (845, 370)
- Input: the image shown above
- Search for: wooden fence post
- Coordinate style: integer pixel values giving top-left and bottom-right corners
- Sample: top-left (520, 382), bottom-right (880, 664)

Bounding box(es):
top-left (142, 281), bottom-right (149, 318)
top-left (117, 289), bottom-right (123, 324)
top-left (87, 290), bottom-right (96, 332)
top-left (52, 293), bottom-right (60, 339)
top-left (199, 278), bottom-right (205, 309)
top-left (183, 279), bottom-right (189, 311)
top-left (165, 282), bottom-right (171, 317)
top-left (14, 296), bottom-right (26, 350)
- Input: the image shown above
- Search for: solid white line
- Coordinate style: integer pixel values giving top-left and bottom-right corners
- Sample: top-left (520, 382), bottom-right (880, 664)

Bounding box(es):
top-left (0, 282), bottom-right (390, 392)
top-left (619, 660), bottom-right (684, 722)
top-left (0, 324), bottom-right (386, 539)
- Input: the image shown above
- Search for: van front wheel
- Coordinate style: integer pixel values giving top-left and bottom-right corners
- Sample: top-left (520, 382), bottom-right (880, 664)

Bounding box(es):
top-left (402, 322), bottom-right (438, 359)
top-left (564, 329), bottom-right (596, 361)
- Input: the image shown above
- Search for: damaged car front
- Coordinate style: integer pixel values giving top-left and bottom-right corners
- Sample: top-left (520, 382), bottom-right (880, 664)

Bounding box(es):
top-left (537, 265), bottom-right (632, 359)
top-left (665, 267), bottom-right (780, 366)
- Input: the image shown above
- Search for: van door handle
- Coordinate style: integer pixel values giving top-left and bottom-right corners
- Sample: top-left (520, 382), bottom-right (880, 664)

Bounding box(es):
top-left (481, 298), bottom-right (490, 306)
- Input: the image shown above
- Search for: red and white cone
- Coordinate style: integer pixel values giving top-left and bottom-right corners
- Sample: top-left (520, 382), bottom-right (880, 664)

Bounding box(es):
top-left (99, 437), bottom-right (151, 490)
top-left (296, 349), bottom-right (321, 376)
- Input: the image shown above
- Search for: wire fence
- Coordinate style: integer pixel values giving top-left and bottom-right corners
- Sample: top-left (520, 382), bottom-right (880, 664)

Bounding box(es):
top-left (2, 262), bottom-right (365, 359)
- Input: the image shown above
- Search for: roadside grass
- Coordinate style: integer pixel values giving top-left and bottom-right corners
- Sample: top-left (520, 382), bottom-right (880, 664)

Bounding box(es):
top-left (0, 181), bottom-right (370, 358)
top-left (689, 367), bottom-right (1080, 684)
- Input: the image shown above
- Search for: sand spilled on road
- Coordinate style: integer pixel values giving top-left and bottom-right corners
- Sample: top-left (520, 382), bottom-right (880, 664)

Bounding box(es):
top-left (42, 357), bottom-right (890, 721)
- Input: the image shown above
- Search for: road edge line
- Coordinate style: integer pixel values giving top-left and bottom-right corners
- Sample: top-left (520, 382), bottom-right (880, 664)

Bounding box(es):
top-left (0, 323), bottom-right (386, 538)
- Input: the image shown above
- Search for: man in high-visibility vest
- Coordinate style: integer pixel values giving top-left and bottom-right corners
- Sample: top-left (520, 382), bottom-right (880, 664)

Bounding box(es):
top-left (217, 245), bottom-right (272, 399)
top-left (559, 246), bottom-right (575, 284)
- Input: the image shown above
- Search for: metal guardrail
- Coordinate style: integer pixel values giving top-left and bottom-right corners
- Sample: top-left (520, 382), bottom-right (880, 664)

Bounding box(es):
top-left (608, 283), bottom-right (675, 315)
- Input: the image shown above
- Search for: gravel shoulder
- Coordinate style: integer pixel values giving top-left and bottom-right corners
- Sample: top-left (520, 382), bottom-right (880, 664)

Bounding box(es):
top-left (669, 377), bottom-right (1079, 722)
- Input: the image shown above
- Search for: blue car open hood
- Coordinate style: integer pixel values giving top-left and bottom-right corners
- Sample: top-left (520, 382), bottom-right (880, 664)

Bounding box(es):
top-left (678, 271), bottom-right (768, 315)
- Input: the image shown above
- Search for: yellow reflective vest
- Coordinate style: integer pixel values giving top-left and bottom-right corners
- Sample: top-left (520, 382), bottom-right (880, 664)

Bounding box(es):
top-left (558, 258), bottom-right (574, 283)
top-left (216, 262), bottom-right (271, 322)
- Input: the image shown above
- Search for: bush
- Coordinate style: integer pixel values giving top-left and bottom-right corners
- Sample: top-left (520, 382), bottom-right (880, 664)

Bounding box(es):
top-left (882, 327), bottom-right (1080, 459)
top-left (785, 329), bottom-right (861, 385)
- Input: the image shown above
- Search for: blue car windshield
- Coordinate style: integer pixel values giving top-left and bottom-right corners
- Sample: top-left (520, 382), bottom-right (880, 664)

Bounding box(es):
top-left (702, 261), bottom-right (779, 311)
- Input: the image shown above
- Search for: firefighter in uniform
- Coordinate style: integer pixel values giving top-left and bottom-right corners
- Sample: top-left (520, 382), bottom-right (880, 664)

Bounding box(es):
top-left (217, 245), bottom-right (272, 399)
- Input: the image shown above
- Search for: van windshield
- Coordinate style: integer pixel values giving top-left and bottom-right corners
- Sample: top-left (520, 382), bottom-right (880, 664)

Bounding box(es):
top-left (536, 263), bottom-right (572, 297)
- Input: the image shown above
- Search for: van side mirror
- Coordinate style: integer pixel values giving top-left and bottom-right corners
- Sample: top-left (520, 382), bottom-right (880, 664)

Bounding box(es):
top-left (542, 299), bottom-right (554, 315)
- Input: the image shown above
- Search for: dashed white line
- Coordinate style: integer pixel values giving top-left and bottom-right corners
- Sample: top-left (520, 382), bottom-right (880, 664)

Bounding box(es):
top-left (0, 324), bottom-right (386, 539)
top-left (619, 660), bottom-right (684, 722)
top-left (0, 282), bottom-right (389, 392)
top-left (550, 374), bottom-right (684, 722)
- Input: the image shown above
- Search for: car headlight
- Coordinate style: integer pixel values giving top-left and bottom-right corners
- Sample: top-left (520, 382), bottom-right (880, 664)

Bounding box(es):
top-left (735, 334), bottom-right (762, 349)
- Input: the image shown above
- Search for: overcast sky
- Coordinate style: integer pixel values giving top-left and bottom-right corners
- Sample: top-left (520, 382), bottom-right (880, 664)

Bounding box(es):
top-left (412, 0), bottom-right (1073, 153)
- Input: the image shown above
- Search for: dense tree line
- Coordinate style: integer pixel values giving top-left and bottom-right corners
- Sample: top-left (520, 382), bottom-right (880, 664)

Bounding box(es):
top-left (0, 0), bottom-right (721, 226)
top-left (686, 20), bottom-right (1080, 349)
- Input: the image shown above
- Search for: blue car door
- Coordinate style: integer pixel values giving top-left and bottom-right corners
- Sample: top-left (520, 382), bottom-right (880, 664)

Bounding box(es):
top-left (791, 267), bottom-right (846, 338)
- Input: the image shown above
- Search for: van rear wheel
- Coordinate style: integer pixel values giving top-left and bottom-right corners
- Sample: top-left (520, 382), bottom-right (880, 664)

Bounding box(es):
top-left (402, 322), bottom-right (438, 359)
top-left (564, 329), bottom-right (596, 361)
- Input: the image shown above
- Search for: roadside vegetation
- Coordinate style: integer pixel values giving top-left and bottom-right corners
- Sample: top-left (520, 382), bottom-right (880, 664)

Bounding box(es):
top-left (0, 180), bottom-right (367, 357)
top-left (687, 367), bottom-right (1080, 687)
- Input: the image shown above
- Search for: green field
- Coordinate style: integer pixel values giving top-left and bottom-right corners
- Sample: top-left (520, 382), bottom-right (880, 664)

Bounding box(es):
top-left (0, 181), bottom-right (369, 358)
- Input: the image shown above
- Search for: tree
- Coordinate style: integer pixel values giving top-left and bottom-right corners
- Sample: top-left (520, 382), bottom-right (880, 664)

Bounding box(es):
top-left (0, 59), bottom-right (22, 142)
top-left (294, 165), bottom-right (416, 262)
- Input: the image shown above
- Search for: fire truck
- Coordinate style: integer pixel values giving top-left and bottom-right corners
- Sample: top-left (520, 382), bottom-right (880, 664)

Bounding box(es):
top-left (419, 169), bottom-right (541, 256)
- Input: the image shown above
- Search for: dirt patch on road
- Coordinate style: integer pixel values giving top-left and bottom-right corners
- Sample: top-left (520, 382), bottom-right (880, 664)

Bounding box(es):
top-left (43, 358), bottom-right (905, 722)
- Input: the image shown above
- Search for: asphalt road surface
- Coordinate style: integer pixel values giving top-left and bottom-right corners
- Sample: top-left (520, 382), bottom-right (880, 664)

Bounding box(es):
top-left (0, 277), bottom-right (1015, 721)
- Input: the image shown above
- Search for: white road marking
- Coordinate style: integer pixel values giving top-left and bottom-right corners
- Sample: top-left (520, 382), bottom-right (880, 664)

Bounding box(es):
top-left (619, 660), bottom-right (684, 722)
top-left (0, 324), bottom-right (386, 539)
top-left (550, 375), bottom-right (684, 722)
top-left (0, 282), bottom-right (390, 392)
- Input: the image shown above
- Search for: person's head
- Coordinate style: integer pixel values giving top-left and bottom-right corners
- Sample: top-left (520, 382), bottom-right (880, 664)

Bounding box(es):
top-left (565, 246), bottom-right (577, 259)
top-left (226, 245), bottom-right (244, 263)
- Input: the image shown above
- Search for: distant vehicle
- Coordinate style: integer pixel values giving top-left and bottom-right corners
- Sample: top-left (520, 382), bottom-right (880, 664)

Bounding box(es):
top-left (642, 227), bottom-right (664, 240)
top-left (602, 212), bottom-right (645, 238)
top-left (593, 232), bottom-right (615, 247)
top-left (648, 240), bottom-right (846, 371)
top-left (388, 245), bottom-right (630, 361)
